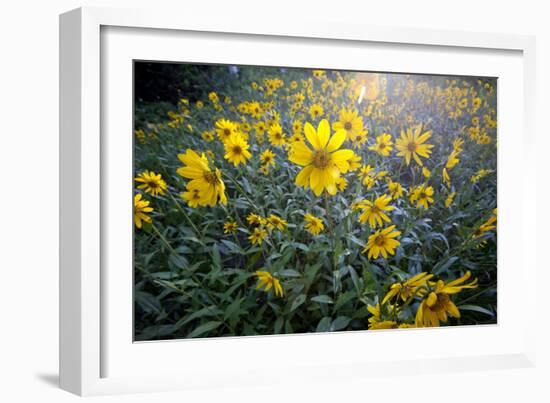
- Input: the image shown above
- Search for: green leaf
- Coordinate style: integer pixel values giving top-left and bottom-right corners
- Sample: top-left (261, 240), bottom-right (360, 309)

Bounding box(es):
top-left (311, 295), bottom-right (334, 304)
top-left (220, 239), bottom-right (243, 254)
top-left (175, 306), bottom-right (222, 328)
top-left (135, 291), bottom-right (161, 314)
top-left (458, 304), bottom-right (495, 317)
top-left (281, 269), bottom-right (301, 278)
top-left (290, 294), bottom-right (306, 312)
top-left (274, 316), bottom-right (284, 334)
top-left (433, 256), bottom-right (459, 275)
top-left (211, 244), bottom-right (221, 268)
top-left (330, 316), bottom-right (351, 331)
top-left (316, 317), bottom-right (332, 332)
top-left (187, 321), bottom-right (222, 338)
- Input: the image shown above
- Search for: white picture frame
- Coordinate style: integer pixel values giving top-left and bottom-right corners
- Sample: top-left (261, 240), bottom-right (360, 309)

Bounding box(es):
top-left (59, 6), bottom-right (537, 396)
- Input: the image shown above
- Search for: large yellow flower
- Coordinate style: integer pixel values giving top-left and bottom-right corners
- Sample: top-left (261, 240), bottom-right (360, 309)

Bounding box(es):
top-left (395, 125), bottom-right (434, 166)
top-left (134, 171), bottom-right (167, 196)
top-left (223, 133), bottom-right (252, 166)
top-left (133, 193), bottom-right (153, 229)
top-left (415, 271), bottom-right (478, 327)
top-left (362, 225), bottom-right (401, 259)
top-left (288, 119), bottom-right (354, 196)
top-left (357, 195), bottom-right (394, 228)
top-left (254, 270), bottom-right (283, 297)
top-left (332, 108), bottom-right (367, 143)
top-left (176, 149), bottom-right (227, 207)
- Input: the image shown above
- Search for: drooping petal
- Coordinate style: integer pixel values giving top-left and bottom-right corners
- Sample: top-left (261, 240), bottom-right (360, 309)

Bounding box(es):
top-left (295, 165), bottom-right (314, 187)
top-left (310, 168), bottom-right (322, 190)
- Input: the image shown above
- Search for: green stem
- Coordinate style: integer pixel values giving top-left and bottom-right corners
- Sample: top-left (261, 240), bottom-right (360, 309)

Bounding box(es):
top-left (223, 172), bottom-right (265, 215)
top-left (152, 223), bottom-right (219, 304)
top-left (167, 191), bottom-right (203, 238)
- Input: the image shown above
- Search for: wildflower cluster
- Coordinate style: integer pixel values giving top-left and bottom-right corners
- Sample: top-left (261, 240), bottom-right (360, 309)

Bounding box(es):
top-left (133, 64), bottom-right (497, 340)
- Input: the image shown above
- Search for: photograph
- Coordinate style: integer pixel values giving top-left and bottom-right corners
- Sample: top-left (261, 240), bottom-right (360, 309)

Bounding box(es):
top-left (132, 62), bottom-right (497, 341)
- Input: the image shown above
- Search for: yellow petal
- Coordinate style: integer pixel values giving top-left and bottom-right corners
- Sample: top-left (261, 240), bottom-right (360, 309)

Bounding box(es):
top-left (326, 129), bottom-right (346, 152)
top-left (304, 122), bottom-right (320, 149)
top-left (316, 119), bottom-right (330, 149)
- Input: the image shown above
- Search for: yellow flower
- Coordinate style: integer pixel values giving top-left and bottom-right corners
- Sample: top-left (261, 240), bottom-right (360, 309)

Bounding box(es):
top-left (332, 108), bottom-right (367, 143)
top-left (266, 214), bottom-right (288, 231)
top-left (446, 150), bottom-right (460, 170)
top-left (292, 120), bottom-right (303, 134)
top-left (442, 168), bottom-right (451, 187)
top-left (260, 149), bottom-right (276, 167)
top-left (254, 121), bottom-right (267, 136)
top-left (395, 125), bottom-right (434, 166)
top-left (382, 272), bottom-right (433, 305)
top-left (357, 195), bottom-right (394, 228)
top-left (134, 171), bottom-right (167, 196)
top-left (196, 100), bottom-right (204, 109)
top-left (202, 130), bottom-right (215, 142)
top-left (309, 103), bottom-right (324, 119)
top-left (387, 179), bottom-right (404, 199)
top-left (445, 192), bottom-right (456, 208)
top-left (362, 225), bottom-right (401, 259)
top-left (133, 193), bottom-right (153, 229)
top-left (415, 272), bottom-right (478, 327)
top-left (208, 91), bottom-right (219, 103)
top-left (288, 120), bottom-right (354, 196)
top-left (249, 227), bottom-right (268, 245)
top-left (369, 133), bottom-right (393, 156)
top-left (304, 213), bottom-right (324, 235)
top-left (267, 122), bottom-right (286, 146)
top-left (409, 184), bottom-right (434, 209)
top-left (348, 152), bottom-right (362, 171)
top-left (289, 132), bottom-right (304, 143)
top-left (248, 101), bottom-right (263, 118)
top-left (470, 169), bottom-right (493, 183)
top-left (336, 177), bottom-right (348, 191)
top-left (312, 70), bottom-right (326, 78)
top-left (247, 213), bottom-right (266, 226)
top-left (223, 220), bottom-right (238, 234)
top-left (453, 138), bottom-right (464, 153)
top-left (215, 119), bottom-right (238, 142)
top-left (223, 133), bottom-right (252, 166)
top-left (254, 270), bottom-right (283, 297)
top-left (176, 149), bottom-right (227, 207)
top-left (367, 303), bottom-right (398, 330)
top-left (422, 167), bottom-right (431, 178)
top-left (473, 212), bottom-right (497, 238)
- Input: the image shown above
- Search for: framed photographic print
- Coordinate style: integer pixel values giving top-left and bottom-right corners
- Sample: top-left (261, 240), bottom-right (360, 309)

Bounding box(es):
top-left (60, 6), bottom-right (537, 396)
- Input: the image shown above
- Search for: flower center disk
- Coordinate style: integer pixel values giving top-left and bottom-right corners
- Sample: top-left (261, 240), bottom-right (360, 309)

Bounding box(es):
top-left (313, 149), bottom-right (331, 169)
